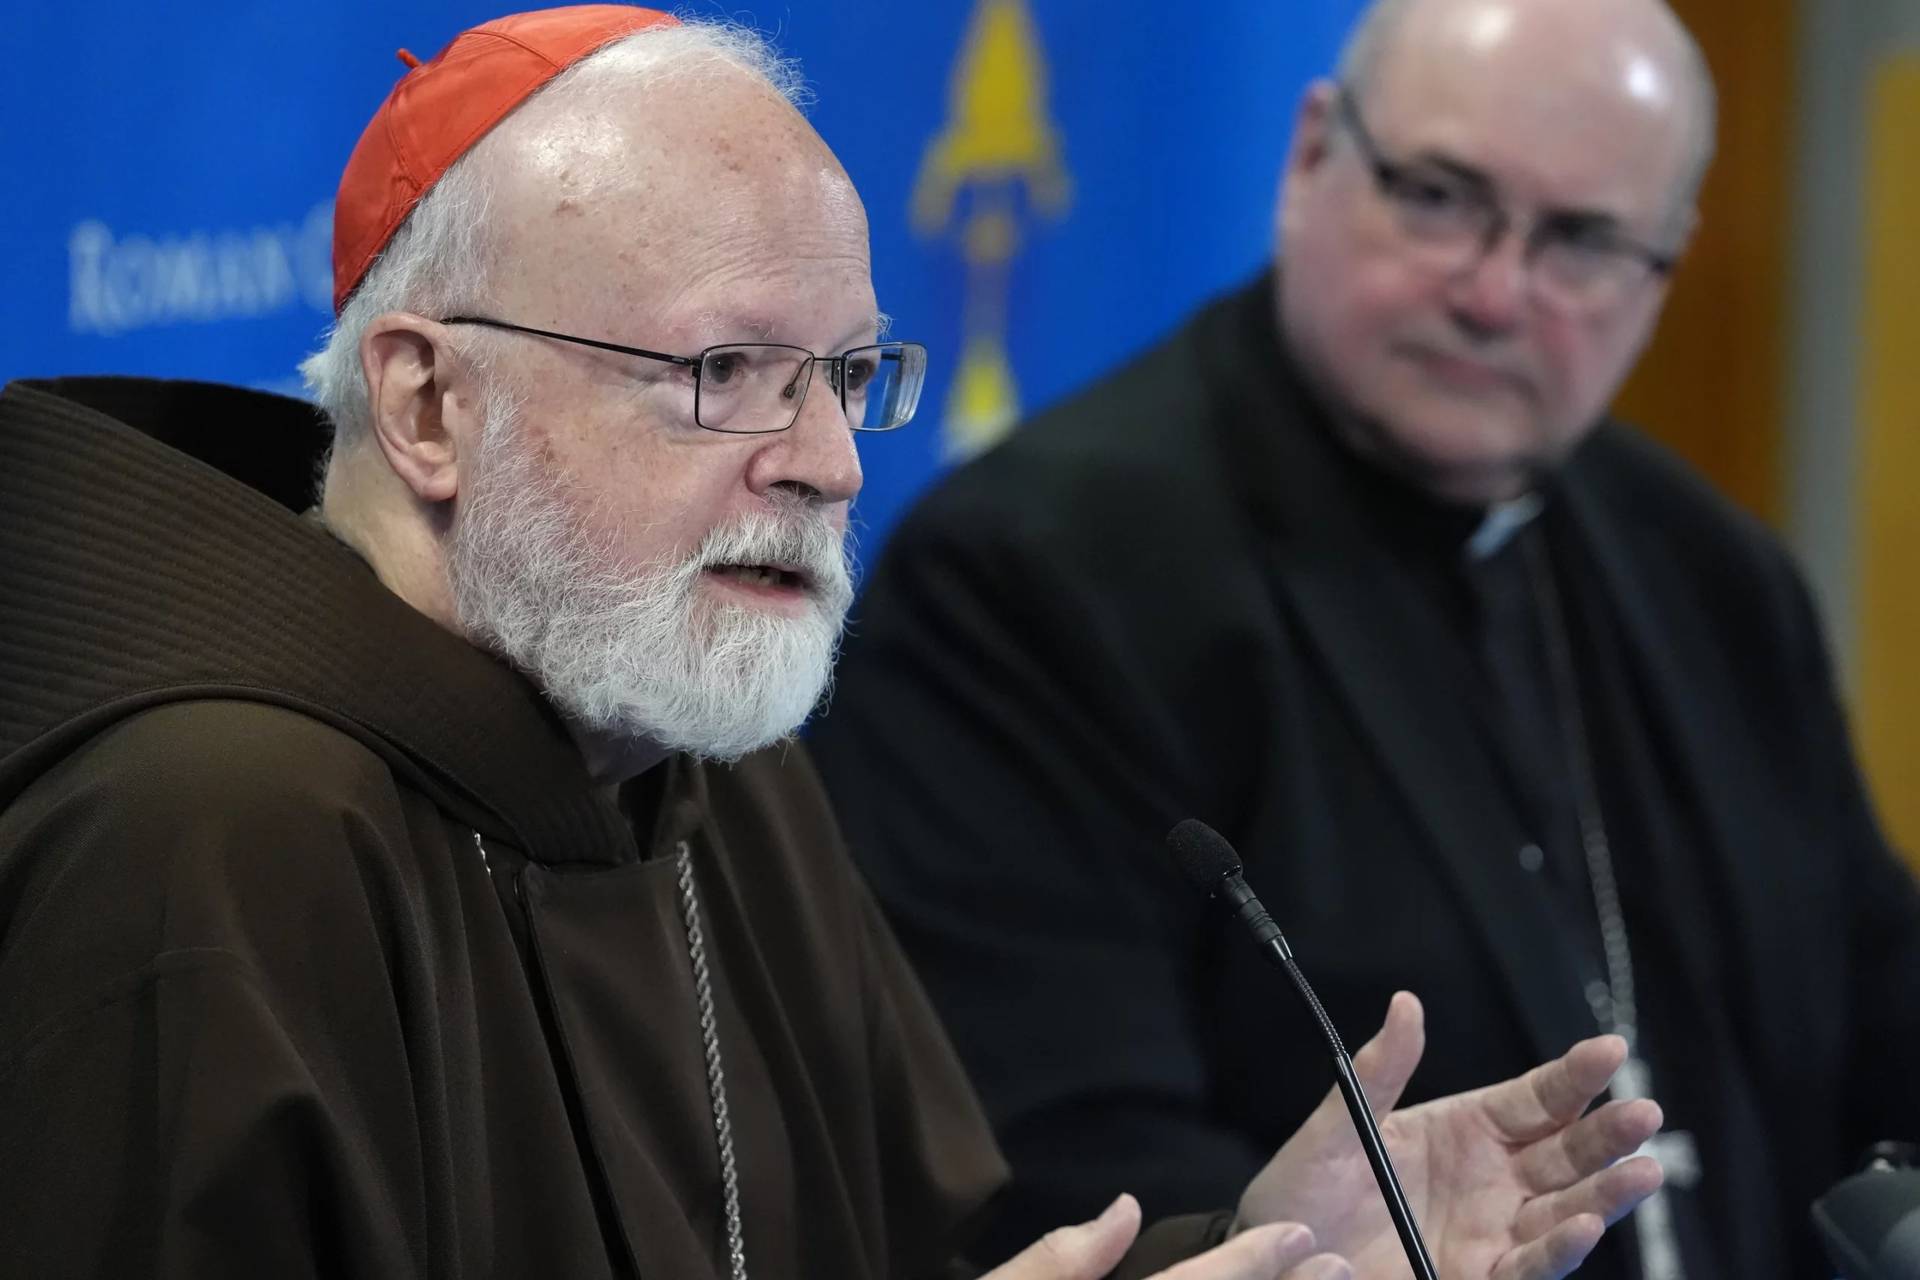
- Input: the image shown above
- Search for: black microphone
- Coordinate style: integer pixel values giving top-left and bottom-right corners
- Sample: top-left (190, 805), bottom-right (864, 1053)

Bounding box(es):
top-left (1166, 818), bottom-right (1440, 1280)
top-left (1814, 1144), bottom-right (1920, 1279)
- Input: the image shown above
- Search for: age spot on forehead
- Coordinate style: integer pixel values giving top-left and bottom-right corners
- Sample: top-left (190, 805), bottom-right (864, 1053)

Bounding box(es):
top-left (714, 138), bottom-right (746, 177)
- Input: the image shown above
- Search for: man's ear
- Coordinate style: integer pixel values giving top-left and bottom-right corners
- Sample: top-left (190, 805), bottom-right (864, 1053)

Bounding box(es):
top-left (360, 313), bottom-right (476, 504)
top-left (1276, 80), bottom-right (1340, 248)
top-left (1288, 80), bottom-right (1341, 178)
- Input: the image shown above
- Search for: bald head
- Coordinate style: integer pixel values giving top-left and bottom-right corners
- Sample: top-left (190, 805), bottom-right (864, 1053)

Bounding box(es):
top-left (1337, 0), bottom-right (1716, 215)
top-left (310, 17), bottom-right (877, 765)
top-left (308, 18), bottom-right (877, 665)
top-left (302, 19), bottom-right (827, 459)
top-left (1273, 0), bottom-right (1718, 502)
top-left (473, 54), bottom-right (869, 335)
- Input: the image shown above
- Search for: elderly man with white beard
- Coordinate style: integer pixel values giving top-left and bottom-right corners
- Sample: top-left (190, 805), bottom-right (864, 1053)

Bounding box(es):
top-left (0, 7), bottom-right (1662, 1279)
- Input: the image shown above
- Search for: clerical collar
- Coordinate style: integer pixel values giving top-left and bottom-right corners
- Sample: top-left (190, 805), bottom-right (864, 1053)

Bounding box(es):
top-left (1249, 273), bottom-right (1561, 567)
top-left (1464, 492), bottom-right (1547, 562)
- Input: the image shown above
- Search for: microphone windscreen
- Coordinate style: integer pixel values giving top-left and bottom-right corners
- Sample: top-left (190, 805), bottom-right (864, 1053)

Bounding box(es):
top-left (1813, 1167), bottom-right (1920, 1278)
top-left (1166, 818), bottom-right (1243, 891)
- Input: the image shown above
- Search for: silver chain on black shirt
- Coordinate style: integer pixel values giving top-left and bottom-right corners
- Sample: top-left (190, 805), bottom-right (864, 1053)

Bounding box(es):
top-left (675, 839), bottom-right (749, 1280)
top-left (1522, 534), bottom-right (1691, 1280)
top-left (1522, 536), bottom-right (1641, 1049)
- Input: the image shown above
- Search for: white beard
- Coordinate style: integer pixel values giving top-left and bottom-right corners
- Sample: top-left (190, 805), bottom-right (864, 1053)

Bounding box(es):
top-left (446, 395), bottom-right (855, 762)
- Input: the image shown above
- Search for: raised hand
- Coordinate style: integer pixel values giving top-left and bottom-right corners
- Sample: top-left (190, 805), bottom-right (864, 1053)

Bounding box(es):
top-left (983, 1193), bottom-right (1350, 1280)
top-left (1236, 993), bottom-right (1664, 1280)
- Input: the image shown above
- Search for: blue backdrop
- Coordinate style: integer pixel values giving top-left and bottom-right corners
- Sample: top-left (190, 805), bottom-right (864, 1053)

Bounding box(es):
top-left (2, 1), bottom-right (1363, 548)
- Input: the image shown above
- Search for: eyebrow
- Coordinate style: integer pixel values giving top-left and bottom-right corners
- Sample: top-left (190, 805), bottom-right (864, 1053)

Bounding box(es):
top-left (693, 310), bottom-right (891, 350)
top-left (1399, 149), bottom-right (1499, 194)
top-left (1400, 151), bottom-right (1630, 231)
top-left (837, 311), bottom-right (891, 350)
top-left (711, 314), bottom-right (778, 342)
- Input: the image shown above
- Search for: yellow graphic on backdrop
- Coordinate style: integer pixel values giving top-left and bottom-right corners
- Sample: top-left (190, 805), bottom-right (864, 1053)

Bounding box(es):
top-left (912, 0), bottom-right (1071, 460)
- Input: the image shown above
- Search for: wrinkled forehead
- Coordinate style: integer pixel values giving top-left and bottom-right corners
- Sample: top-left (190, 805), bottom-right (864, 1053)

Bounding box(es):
top-left (481, 70), bottom-right (874, 330)
top-left (1360, 7), bottom-right (1697, 221)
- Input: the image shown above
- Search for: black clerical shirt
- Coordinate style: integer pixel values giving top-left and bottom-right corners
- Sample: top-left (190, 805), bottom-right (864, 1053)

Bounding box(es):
top-left (1458, 502), bottom-right (1774, 1280)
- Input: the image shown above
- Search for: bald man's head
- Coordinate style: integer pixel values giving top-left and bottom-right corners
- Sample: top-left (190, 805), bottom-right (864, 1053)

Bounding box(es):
top-left (307, 17), bottom-right (880, 763)
top-left (471, 47), bottom-right (865, 330)
top-left (1336, 0), bottom-right (1716, 216)
top-left (1273, 0), bottom-right (1712, 503)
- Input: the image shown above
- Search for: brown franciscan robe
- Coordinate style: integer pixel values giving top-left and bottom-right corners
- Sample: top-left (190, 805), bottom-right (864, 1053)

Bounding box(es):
top-left (0, 378), bottom-right (1227, 1278)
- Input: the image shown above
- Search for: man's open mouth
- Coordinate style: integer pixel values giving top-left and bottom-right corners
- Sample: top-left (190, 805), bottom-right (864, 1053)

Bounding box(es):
top-left (707, 562), bottom-right (812, 591)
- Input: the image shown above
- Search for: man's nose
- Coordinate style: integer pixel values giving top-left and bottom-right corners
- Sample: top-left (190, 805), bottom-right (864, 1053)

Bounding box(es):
top-left (744, 365), bottom-right (863, 507)
top-left (1446, 221), bottom-right (1532, 335)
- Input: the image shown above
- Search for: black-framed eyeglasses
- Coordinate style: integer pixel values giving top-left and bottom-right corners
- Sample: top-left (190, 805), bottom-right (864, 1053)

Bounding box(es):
top-left (441, 316), bottom-right (928, 435)
top-left (1332, 85), bottom-right (1678, 312)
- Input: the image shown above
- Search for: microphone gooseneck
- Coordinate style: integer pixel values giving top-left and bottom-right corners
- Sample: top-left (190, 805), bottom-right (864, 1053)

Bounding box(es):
top-left (1166, 819), bottom-right (1439, 1280)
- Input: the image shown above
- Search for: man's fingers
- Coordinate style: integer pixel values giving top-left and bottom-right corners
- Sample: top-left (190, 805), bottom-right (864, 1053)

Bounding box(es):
top-left (1512, 1154), bottom-right (1664, 1243)
top-left (1480, 1035), bottom-right (1628, 1142)
top-left (986, 1194), bottom-right (1142, 1280)
top-left (1349, 991), bottom-right (1425, 1119)
top-left (1149, 1223), bottom-right (1324, 1280)
top-left (1513, 1097), bottom-right (1663, 1193)
top-left (1488, 1213), bottom-right (1606, 1280)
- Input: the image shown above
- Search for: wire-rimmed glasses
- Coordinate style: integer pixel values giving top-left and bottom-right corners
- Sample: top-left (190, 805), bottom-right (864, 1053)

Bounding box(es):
top-left (1332, 85), bottom-right (1678, 314)
top-left (441, 315), bottom-right (929, 434)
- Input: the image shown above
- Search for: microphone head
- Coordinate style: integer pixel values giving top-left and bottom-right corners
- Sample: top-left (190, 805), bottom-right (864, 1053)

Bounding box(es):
top-left (1813, 1166), bottom-right (1920, 1279)
top-left (1166, 818), bottom-right (1244, 893)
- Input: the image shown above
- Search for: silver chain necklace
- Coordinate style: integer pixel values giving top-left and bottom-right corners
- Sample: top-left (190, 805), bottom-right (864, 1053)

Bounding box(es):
top-left (1521, 536), bottom-right (1640, 1047)
top-left (1522, 536), bottom-right (1692, 1280)
top-left (674, 839), bottom-right (750, 1280)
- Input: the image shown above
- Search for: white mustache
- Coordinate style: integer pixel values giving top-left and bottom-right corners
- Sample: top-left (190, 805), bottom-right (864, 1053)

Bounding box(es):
top-left (688, 505), bottom-right (854, 606)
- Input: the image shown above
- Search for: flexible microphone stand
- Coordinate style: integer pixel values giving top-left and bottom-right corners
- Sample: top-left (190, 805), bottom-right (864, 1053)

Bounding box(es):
top-left (1168, 818), bottom-right (1440, 1280)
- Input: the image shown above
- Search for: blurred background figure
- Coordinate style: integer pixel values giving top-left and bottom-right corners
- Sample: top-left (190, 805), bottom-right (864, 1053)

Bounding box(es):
top-left (5, 0), bottom-right (1919, 1274)
top-left (805, 0), bottom-right (1920, 1277)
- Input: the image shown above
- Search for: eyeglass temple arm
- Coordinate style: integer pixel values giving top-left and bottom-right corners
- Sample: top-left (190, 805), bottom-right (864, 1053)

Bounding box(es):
top-left (440, 316), bottom-right (698, 368)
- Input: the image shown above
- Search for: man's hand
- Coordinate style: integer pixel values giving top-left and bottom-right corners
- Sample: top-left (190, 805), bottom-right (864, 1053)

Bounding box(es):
top-left (984, 1194), bottom-right (1351, 1280)
top-left (1238, 993), bottom-right (1664, 1280)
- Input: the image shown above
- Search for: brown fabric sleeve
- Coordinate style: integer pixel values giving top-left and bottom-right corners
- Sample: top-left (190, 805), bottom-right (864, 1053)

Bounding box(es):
top-left (0, 701), bottom-right (431, 1278)
top-left (855, 867), bottom-right (1234, 1280)
top-left (852, 866), bottom-right (1013, 1277)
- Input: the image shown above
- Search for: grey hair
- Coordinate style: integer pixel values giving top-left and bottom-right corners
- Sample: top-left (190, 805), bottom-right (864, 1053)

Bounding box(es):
top-left (299, 16), bottom-right (806, 480)
top-left (1332, 0), bottom-right (1718, 220)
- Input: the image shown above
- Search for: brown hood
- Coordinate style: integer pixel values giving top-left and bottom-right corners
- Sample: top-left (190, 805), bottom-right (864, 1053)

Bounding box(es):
top-left (0, 376), bottom-right (631, 863)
